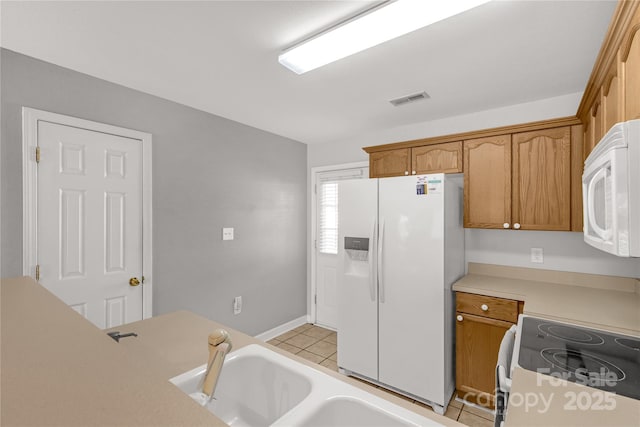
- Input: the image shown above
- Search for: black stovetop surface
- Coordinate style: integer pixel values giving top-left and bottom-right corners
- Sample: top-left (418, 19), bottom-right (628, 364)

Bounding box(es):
top-left (518, 317), bottom-right (640, 400)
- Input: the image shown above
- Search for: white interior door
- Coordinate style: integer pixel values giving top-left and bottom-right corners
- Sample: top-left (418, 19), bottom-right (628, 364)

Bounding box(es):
top-left (316, 180), bottom-right (339, 328)
top-left (314, 166), bottom-right (367, 329)
top-left (37, 120), bottom-right (144, 329)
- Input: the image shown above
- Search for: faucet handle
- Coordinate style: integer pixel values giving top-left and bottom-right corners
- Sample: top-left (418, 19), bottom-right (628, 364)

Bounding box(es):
top-left (208, 329), bottom-right (230, 346)
top-left (202, 341), bottom-right (231, 398)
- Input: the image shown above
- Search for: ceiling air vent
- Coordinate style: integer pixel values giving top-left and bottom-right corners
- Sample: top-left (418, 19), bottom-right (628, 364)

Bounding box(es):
top-left (389, 91), bottom-right (430, 107)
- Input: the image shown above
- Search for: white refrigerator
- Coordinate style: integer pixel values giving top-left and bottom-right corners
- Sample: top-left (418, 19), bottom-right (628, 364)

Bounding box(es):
top-left (336, 173), bottom-right (464, 414)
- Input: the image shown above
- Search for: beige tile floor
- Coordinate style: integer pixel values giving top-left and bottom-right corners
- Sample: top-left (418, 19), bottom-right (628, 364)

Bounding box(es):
top-left (268, 323), bottom-right (495, 427)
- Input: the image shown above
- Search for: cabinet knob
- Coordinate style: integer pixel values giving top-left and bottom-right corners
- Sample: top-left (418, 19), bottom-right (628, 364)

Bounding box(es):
top-left (412, 171), bottom-right (416, 175)
top-left (456, 315), bottom-right (463, 322)
top-left (481, 304), bottom-right (489, 311)
top-left (514, 223), bottom-right (521, 229)
top-left (503, 223), bottom-right (510, 229)
top-left (404, 171), bottom-right (409, 175)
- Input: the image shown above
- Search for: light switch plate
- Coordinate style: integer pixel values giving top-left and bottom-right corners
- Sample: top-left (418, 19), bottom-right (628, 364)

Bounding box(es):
top-left (531, 247), bottom-right (544, 263)
top-left (222, 227), bottom-right (234, 241)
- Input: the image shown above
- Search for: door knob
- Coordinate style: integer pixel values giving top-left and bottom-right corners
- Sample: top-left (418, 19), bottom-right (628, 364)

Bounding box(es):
top-left (129, 277), bottom-right (141, 287)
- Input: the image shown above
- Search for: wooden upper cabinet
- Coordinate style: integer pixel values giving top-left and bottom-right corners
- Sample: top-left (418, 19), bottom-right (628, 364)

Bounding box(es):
top-left (512, 127), bottom-right (572, 231)
top-left (583, 120), bottom-right (593, 160)
top-left (579, 1), bottom-right (640, 159)
top-left (603, 61), bottom-right (622, 131)
top-left (592, 99), bottom-right (604, 145)
top-left (411, 141), bottom-right (462, 175)
top-left (623, 23), bottom-right (640, 121)
top-left (463, 135), bottom-right (511, 228)
top-left (369, 148), bottom-right (410, 178)
top-left (370, 142), bottom-right (463, 178)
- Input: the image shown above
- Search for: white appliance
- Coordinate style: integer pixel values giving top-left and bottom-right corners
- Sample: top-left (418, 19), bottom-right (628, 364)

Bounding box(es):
top-left (336, 173), bottom-right (464, 415)
top-left (582, 119), bottom-right (640, 257)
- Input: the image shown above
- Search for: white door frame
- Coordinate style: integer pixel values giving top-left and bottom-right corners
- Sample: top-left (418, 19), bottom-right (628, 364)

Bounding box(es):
top-left (22, 107), bottom-right (154, 320)
top-left (310, 161), bottom-right (368, 325)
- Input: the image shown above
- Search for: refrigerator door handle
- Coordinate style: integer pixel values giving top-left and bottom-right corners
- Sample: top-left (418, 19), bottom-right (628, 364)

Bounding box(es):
top-left (369, 217), bottom-right (377, 302)
top-left (378, 219), bottom-right (385, 303)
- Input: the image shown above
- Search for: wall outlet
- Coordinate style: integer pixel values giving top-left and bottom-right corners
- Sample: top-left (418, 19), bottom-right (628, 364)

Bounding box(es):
top-left (233, 296), bottom-right (242, 315)
top-left (531, 247), bottom-right (544, 263)
top-left (222, 227), bottom-right (234, 241)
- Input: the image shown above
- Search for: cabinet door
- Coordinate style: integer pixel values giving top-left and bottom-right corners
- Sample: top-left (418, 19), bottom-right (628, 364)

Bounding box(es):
top-left (411, 141), bottom-right (462, 175)
top-left (603, 61), bottom-right (622, 131)
top-left (369, 149), bottom-right (410, 178)
top-left (592, 100), bottom-right (604, 145)
top-left (455, 312), bottom-right (513, 409)
top-left (622, 23), bottom-right (640, 120)
top-left (512, 127), bottom-right (571, 231)
top-left (463, 135), bottom-right (511, 228)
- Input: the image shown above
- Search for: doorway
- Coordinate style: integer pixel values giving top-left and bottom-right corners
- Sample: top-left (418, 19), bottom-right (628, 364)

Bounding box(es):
top-left (311, 162), bottom-right (368, 329)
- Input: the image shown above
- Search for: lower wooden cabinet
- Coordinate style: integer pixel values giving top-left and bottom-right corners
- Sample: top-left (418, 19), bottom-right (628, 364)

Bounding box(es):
top-left (455, 292), bottom-right (523, 409)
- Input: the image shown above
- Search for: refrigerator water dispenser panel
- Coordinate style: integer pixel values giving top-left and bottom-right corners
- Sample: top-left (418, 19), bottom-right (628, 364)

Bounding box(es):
top-left (345, 237), bottom-right (369, 261)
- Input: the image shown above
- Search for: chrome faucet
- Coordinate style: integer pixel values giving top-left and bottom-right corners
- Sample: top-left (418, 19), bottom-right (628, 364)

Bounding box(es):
top-left (201, 329), bottom-right (232, 400)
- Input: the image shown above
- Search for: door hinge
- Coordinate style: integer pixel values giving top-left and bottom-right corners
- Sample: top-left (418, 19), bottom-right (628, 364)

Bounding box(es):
top-left (35, 264), bottom-right (40, 281)
top-left (141, 275), bottom-right (145, 284)
top-left (35, 147), bottom-right (41, 163)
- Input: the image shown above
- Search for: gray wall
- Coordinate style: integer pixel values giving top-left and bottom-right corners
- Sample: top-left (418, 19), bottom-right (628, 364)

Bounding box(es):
top-left (1, 49), bottom-right (307, 335)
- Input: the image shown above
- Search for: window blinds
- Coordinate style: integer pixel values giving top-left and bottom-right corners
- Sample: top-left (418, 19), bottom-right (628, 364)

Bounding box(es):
top-left (317, 167), bottom-right (366, 255)
top-left (319, 181), bottom-right (339, 254)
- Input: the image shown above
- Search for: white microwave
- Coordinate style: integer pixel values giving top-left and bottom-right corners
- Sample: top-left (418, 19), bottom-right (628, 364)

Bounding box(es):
top-left (582, 120), bottom-right (639, 257)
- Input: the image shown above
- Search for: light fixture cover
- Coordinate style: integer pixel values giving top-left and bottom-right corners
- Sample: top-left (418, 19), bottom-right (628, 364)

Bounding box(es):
top-left (279, 0), bottom-right (491, 74)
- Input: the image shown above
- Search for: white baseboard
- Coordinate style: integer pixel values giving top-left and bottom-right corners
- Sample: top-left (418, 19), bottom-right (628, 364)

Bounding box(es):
top-left (254, 315), bottom-right (309, 342)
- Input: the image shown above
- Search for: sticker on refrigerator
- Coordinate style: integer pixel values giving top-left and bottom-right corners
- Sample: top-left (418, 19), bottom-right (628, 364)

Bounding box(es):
top-left (416, 176), bottom-right (428, 195)
top-left (427, 178), bottom-right (443, 194)
top-left (416, 176), bottom-right (442, 195)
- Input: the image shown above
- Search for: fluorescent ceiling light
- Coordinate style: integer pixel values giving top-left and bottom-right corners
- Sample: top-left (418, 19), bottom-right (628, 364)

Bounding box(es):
top-left (279, 0), bottom-right (491, 75)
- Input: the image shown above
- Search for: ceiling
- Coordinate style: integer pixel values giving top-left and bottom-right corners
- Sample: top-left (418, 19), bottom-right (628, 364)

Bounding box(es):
top-left (0, 1), bottom-right (616, 145)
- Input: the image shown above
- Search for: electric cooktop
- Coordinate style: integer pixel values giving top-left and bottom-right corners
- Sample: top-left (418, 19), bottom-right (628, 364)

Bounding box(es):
top-left (515, 316), bottom-right (640, 400)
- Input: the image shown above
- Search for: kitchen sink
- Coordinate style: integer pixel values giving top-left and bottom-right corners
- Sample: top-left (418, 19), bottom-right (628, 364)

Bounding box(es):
top-left (170, 344), bottom-right (312, 426)
top-left (170, 344), bottom-right (447, 427)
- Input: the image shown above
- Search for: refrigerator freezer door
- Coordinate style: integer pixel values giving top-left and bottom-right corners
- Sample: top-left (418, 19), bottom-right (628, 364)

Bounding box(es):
top-left (378, 174), bottom-right (446, 404)
top-left (337, 178), bottom-right (378, 380)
